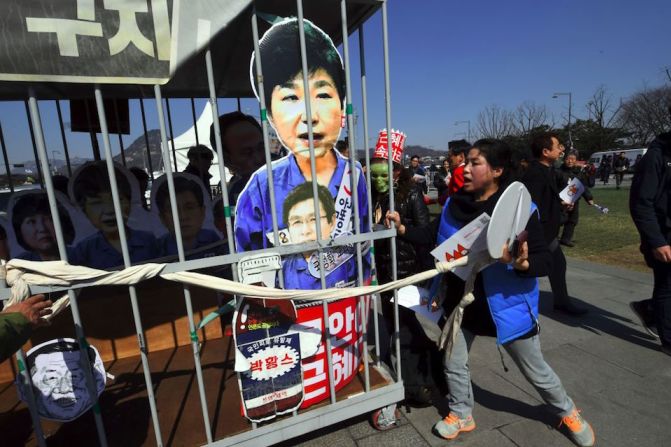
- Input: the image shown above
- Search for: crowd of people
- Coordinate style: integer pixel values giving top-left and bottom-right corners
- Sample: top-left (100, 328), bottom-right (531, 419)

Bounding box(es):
top-left (1, 14), bottom-right (669, 447)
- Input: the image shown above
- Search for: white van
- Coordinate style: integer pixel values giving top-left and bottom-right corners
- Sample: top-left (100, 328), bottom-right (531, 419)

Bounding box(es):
top-left (589, 148), bottom-right (647, 172)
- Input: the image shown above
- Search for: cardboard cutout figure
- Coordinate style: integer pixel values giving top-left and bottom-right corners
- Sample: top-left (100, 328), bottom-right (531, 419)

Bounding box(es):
top-left (68, 161), bottom-right (160, 269)
top-left (234, 17), bottom-right (370, 409)
top-left (17, 338), bottom-right (106, 422)
top-left (150, 172), bottom-right (224, 260)
top-left (7, 190), bottom-right (77, 262)
top-left (234, 255), bottom-right (306, 422)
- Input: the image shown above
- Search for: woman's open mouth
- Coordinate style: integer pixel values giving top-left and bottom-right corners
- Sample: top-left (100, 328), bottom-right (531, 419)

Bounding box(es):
top-left (298, 132), bottom-right (324, 145)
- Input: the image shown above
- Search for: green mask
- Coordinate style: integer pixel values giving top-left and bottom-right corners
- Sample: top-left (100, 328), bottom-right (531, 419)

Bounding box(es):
top-left (370, 162), bottom-right (390, 194)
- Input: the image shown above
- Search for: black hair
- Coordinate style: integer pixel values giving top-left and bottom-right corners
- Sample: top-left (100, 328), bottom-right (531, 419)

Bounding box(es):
top-left (51, 175), bottom-right (69, 196)
top-left (156, 176), bottom-right (205, 214)
top-left (212, 197), bottom-right (224, 218)
top-left (186, 144), bottom-right (214, 161)
top-left (282, 182), bottom-right (336, 226)
top-left (410, 155), bottom-right (420, 161)
top-left (129, 167), bottom-right (149, 184)
top-left (209, 112), bottom-right (262, 160)
top-left (471, 138), bottom-right (517, 187)
top-left (335, 139), bottom-right (349, 154)
top-left (448, 139), bottom-right (471, 155)
top-left (12, 193), bottom-right (75, 250)
top-left (72, 162), bottom-right (131, 208)
top-left (530, 132), bottom-right (561, 159)
top-left (251, 18), bottom-right (346, 116)
top-left (27, 339), bottom-right (96, 377)
top-left (447, 140), bottom-right (473, 155)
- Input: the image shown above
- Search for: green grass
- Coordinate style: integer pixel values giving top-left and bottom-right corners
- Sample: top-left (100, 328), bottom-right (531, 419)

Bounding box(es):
top-left (561, 187), bottom-right (647, 271)
top-left (428, 187), bottom-right (647, 271)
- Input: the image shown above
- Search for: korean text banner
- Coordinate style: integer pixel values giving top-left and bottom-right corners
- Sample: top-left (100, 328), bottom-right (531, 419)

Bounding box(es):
top-left (0, 0), bottom-right (250, 84)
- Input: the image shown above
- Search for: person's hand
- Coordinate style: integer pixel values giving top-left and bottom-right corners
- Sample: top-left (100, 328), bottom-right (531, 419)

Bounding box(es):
top-left (561, 201), bottom-right (574, 211)
top-left (653, 245), bottom-right (671, 263)
top-left (587, 200), bottom-right (595, 206)
top-left (385, 211), bottom-right (406, 235)
top-left (500, 241), bottom-right (530, 271)
top-left (1, 294), bottom-right (52, 327)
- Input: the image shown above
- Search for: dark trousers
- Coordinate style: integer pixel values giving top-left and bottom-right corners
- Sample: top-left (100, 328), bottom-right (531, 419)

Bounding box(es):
top-left (652, 259), bottom-right (671, 347)
top-left (560, 202), bottom-right (580, 243)
top-left (615, 171), bottom-right (625, 188)
top-left (549, 241), bottom-right (570, 306)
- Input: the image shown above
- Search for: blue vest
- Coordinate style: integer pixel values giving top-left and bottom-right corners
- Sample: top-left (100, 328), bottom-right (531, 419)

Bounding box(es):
top-left (438, 198), bottom-right (540, 345)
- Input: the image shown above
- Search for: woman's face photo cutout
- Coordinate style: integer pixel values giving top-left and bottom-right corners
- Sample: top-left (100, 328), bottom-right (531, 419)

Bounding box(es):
top-left (7, 189), bottom-right (77, 261)
top-left (68, 161), bottom-right (154, 236)
top-left (250, 17), bottom-right (346, 160)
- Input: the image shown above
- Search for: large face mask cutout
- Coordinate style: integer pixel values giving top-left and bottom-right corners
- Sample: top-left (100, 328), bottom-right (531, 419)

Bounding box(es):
top-left (250, 18), bottom-right (345, 161)
top-left (370, 162), bottom-right (391, 194)
top-left (18, 338), bottom-right (106, 422)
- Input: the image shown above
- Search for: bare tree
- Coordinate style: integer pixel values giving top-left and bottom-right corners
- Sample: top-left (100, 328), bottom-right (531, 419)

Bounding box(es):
top-left (512, 101), bottom-right (550, 135)
top-left (476, 104), bottom-right (515, 139)
top-left (616, 85), bottom-right (671, 145)
top-left (586, 85), bottom-right (615, 127)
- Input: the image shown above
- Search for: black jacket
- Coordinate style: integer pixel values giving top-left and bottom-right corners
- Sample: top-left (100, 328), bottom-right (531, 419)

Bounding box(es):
top-left (373, 187), bottom-right (430, 282)
top-left (557, 164), bottom-right (594, 203)
top-left (521, 160), bottom-right (563, 244)
top-left (630, 133), bottom-right (671, 251)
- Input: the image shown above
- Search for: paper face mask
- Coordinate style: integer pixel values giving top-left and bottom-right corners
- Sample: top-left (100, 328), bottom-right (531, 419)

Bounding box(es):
top-left (18, 338), bottom-right (106, 422)
top-left (250, 17), bottom-right (345, 160)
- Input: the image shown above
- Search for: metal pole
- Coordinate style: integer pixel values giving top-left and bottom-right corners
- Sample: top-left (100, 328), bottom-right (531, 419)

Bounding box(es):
top-left (296, 1), bottom-right (337, 404)
top-left (205, 50), bottom-right (242, 282)
top-left (190, 98), bottom-right (200, 146)
top-left (154, 84), bottom-right (214, 443)
top-left (55, 101), bottom-right (73, 176)
top-left (568, 92), bottom-right (573, 149)
top-left (250, 8), bottom-right (286, 288)
top-left (340, 0), bottom-right (370, 392)
top-left (165, 98), bottom-right (179, 171)
top-left (23, 100), bottom-right (44, 187)
top-left (139, 98), bottom-right (155, 180)
top-left (381, 0), bottom-right (402, 383)
top-left (93, 87), bottom-right (165, 447)
top-left (359, 25), bottom-right (381, 367)
top-left (236, 97), bottom-right (241, 112)
top-left (112, 100), bottom-right (126, 167)
top-left (0, 122), bottom-right (14, 193)
top-left (28, 91), bottom-right (108, 447)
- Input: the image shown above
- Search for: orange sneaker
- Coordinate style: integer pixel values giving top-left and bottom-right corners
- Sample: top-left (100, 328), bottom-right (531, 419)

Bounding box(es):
top-left (559, 408), bottom-right (595, 447)
top-left (433, 412), bottom-right (476, 440)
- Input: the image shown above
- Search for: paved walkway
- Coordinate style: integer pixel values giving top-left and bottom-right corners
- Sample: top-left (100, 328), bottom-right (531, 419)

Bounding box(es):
top-left (281, 257), bottom-right (670, 447)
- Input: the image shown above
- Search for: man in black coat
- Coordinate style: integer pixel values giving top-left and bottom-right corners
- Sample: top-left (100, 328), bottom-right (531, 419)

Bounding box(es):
top-left (558, 152), bottom-right (595, 247)
top-left (522, 133), bottom-right (587, 315)
top-left (629, 125), bottom-right (671, 356)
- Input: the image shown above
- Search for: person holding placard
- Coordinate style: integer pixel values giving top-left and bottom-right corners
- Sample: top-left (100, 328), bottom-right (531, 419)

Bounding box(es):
top-left (387, 139), bottom-right (595, 447)
top-left (558, 152), bottom-right (595, 247)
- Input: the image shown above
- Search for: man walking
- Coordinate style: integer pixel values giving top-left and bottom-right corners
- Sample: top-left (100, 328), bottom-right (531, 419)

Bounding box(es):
top-left (409, 155), bottom-right (427, 194)
top-left (629, 118), bottom-right (671, 355)
top-left (613, 152), bottom-right (629, 190)
top-left (522, 133), bottom-right (587, 315)
top-left (558, 152), bottom-right (595, 247)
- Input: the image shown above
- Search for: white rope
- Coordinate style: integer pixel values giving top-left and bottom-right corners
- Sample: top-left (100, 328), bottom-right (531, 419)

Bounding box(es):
top-left (1, 257), bottom-right (470, 322)
top-left (438, 253), bottom-right (493, 356)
